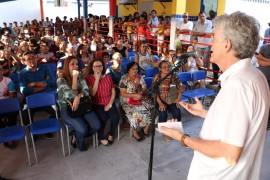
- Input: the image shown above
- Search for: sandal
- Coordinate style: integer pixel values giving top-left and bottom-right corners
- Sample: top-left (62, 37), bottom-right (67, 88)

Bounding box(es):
top-left (100, 140), bottom-right (112, 146)
top-left (70, 134), bottom-right (77, 148)
top-left (108, 135), bottom-right (114, 145)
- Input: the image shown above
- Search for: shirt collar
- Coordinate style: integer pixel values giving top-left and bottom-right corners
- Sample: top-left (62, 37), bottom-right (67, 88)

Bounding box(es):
top-left (219, 58), bottom-right (251, 87)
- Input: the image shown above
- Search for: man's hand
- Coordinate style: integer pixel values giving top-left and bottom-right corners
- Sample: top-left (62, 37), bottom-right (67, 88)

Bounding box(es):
top-left (27, 82), bottom-right (36, 87)
top-left (179, 97), bottom-right (207, 118)
top-left (156, 119), bottom-right (183, 141)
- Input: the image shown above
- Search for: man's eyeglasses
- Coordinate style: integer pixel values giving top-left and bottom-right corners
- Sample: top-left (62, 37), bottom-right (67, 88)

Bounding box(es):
top-left (183, 15), bottom-right (188, 18)
top-left (25, 56), bottom-right (36, 61)
top-left (93, 65), bottom-right (103, 68)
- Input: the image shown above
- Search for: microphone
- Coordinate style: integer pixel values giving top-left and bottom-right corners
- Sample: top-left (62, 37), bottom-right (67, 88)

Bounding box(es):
top-left (176, 51), bottom-right (199, 59)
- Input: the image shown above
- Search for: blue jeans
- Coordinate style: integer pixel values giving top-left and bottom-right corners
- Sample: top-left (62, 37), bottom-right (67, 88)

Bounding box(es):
top-left (158, 103), bottom-right (182, 122)
top-left (93, 103), bottom-right (120, 140)
top-left (60, 108), bottom-right (101, 151)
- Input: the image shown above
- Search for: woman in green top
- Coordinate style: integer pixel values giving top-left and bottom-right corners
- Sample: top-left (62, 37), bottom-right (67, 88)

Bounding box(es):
top-left (57, 56), bottom-right (101, 151)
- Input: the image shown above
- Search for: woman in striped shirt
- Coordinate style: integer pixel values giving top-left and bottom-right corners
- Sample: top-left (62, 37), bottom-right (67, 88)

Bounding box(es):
top-left (86, 59), bottom-right (120, 146)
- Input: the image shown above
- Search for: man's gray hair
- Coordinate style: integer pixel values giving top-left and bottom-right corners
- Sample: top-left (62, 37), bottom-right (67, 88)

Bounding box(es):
top-left (215, 11), bottom-right (260, 59)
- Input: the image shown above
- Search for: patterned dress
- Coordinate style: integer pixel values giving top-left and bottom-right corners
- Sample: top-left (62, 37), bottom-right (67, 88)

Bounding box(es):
top-left (119, 74), bottom-right (153, 129)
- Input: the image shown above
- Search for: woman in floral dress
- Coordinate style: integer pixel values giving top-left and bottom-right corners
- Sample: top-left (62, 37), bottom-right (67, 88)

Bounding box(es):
top-left (119, 62), bottom-right (153, 142)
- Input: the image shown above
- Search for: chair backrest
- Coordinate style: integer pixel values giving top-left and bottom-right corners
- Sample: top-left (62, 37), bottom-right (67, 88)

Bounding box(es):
top-left (11, 72), bottom-right (19, 84)
top-left (143, 77), bottom-right (153, 89)
top-left (178, 72), bottom-right (192, 82)
top-left (26, 92), bottom-right (56, 109)
top-left (152, 55), bottom-right (160, 62)
top-left (0, 97), bottom-right (24, 125)
top-left (128, 51), bottom-right (137, 58)
top-left (129, 56), bottom-right (135, 62)
top-left (145, 67), bottom-right (159, 77)
top-left (44, 63), bottom-right (57, 78)
top-left (192, 70), bottom-right (206, 81)
top-left (121, 62), bottom-right (129, 70)
top-left (122, 57), bottom-right (129, 63)
top-left (0, 98), bottom-right (21, 114)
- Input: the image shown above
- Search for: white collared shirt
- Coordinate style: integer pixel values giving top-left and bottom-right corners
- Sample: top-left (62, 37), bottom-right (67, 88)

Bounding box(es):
top-left (193, 19), bottom-right (212, 48)
top-left (188, 58), bottom-right (270, 180)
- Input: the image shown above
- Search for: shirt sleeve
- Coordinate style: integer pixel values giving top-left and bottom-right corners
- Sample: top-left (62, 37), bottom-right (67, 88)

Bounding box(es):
top-left (204, 20), bottom-right (213, 33)
top-left (43, 65), bottom-right (55, 88)
top-left (57, 77), bottom-right (77, 100)
top-left (19, 70), bottom-right (34, 96)
top-left (119, 75), bottom-right (127, 88)
top-left (7, 80), bottom-right (15, 92)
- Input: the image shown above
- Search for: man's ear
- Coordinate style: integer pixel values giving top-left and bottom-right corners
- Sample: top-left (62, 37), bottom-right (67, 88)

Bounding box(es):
top-left (225, 39), bottom-right (232, 53)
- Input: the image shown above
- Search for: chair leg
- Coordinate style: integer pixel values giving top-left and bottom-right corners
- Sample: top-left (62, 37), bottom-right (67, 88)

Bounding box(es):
top-left (93, 134), bottom-right (95, 148)
top-left (60, 129), bottom-right (65, 157)
top-left (66, 127), bottom-right (71, 155)
top-left (24, 136), bottom-right (31, 166)
top-left (30, 134), bottom-right (38, 163)
top-left (118, 124), bottom-right (120, 142)
top-left (130, 126), bottom-right (132, 139)
top-left (95, 133), bottom-right (98, 147)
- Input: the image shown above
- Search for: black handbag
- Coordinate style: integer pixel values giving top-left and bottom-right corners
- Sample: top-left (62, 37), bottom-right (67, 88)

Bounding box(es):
top-left (67, 96), bottom-right (92, 118)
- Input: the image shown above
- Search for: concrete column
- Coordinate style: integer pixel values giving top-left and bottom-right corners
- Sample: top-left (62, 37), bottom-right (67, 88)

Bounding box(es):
top-left (109, 16), bottom-right (114, 38)
top-left (169, 0), bottom-right (186, 50)
top-left (77, 0), bottom-right (80, 18)
top-left (109, 0), bottom-right (116, 38)
top-left (83, 0), bottom-right (88, 33)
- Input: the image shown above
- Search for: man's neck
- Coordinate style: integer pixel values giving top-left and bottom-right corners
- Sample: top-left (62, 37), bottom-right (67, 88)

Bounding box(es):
top-left (28, 66), bottom-right (37, 72)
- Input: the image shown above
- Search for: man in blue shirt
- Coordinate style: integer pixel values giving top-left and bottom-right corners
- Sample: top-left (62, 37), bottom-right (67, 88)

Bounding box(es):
top-left (19, 51), bottom-right (56, 138)
top-left (19, 51), bottom-right (55, 96)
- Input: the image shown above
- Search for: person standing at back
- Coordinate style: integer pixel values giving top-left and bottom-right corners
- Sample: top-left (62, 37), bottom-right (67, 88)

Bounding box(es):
top-left (157, 12), bottom-right (270, 179)
top-left (191, 11), bottom-right (212, 69)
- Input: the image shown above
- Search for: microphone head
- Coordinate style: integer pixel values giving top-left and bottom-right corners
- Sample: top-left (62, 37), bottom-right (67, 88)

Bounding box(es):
top-left (176, 51), bottom-right (198, 59)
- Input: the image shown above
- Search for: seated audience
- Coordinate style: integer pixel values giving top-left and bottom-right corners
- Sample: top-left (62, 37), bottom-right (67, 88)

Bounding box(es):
top-left (152, 60), bottom-right (184, 141)
top-left (135, 41), bottom-right (158, 71)
top-left (106, 52), bottom-right (125, 97)
top-left (112, 38), bottom-right (128, 58)
top-left (86, 59), bottom-right (120, 146)
top-left (57, 56), bottom-right (101, 151)
top-left (18, 51), bottom-right (56, 138)
top-left (0, 64), bottom-right (17, 149)
top-left (119, 62), bottom-right (153, 142)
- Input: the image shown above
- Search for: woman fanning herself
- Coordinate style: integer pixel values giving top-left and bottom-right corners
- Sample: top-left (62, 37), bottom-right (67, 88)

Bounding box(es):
top-left (135, 41), bottom-right (159, 72)
top-left (152, 60), bottom-right (184, 141)
top-left (119, 62), bottom-right (153, 141)
top-left (86, 59), bottom-right (120, 146)
top-left (57, 56), bottom-right (101, 151)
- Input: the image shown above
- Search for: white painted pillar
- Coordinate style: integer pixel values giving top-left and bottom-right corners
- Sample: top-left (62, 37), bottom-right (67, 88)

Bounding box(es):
top-left (109, 16), bottom-right (114, 38)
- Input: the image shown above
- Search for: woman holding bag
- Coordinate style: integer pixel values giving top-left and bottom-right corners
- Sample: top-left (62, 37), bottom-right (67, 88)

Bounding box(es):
top-left (57, 56), bottom-right (101, 151)
top-left (86, 59), bottom-right (119, 146)
top-left (119, 62), bottom-right (153, 142)
top-left (152, 60), bottom-right (184, 141)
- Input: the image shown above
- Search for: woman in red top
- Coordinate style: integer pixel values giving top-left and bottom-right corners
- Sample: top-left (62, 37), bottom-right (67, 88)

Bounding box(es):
top-left (86, 59), bottom-right (119, 146)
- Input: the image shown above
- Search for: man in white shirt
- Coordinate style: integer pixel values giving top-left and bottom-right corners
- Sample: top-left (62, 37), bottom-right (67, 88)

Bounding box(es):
top-left (176, 12), bottom-right (193, 52)
top-left (157, 12), bottom-right (270, 180)
top-left (147, 10), bottom-right (159, 52)
top-left (192, 11), bottom-right (212, 68)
